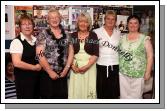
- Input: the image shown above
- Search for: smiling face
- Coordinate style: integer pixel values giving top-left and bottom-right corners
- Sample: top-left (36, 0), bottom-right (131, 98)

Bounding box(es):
top-left (6, 62), bottom-right (14, 76)
top-left (104, 14), bottom-right (116, 29)
top-left (78, 16), bottom-right (89, 32)
top-left (20, 19), bottom-right (33, 37)
top-left (48, 12), bottom-right (61, 28)
top-left (128, 18), bottom-right (140, 33)
top-left (36, 10), bottom-right (42, 15)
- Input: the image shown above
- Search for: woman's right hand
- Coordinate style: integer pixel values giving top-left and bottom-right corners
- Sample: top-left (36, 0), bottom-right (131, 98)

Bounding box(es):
top-left (71, 65), bottom-right (80, 73)
top-left (32, 64), bottom-right (42, 71)
top-left (33, 64), bottom-right (42, 71)
top-left (48, 70), bottom-right (60, 80)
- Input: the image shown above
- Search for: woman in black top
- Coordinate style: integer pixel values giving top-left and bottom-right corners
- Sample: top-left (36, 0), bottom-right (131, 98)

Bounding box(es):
top-left (10, 15), bottom-right (41, 99)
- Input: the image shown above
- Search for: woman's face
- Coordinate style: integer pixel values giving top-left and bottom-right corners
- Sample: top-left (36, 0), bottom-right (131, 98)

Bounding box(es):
top-left (48, 12), bottom-right (61, 28)
top-left (36, 10), bottom-right (42, 15)
top-left (20, 19), bottom-right (33, 37)
top-left (104, 14), bottom-right (116, 28)
top-left (128, 18), bottom-right (140, 32)
top-left (6, 62), bottom-right (14, 76)
top-left (78, 17), bottom-right (89, 32)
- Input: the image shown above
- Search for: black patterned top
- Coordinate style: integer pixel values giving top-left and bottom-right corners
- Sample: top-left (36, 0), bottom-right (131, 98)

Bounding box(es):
top-left (36, 27), bottom-right (70, 74)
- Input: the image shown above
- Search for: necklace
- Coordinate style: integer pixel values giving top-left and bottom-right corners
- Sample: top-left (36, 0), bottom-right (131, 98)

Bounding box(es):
top-left (51, 27), bottom-right (62, 39)
top-left (78, 32), bottom-right (89, 42)
top-left (79, 36), bottom-right (86, 43)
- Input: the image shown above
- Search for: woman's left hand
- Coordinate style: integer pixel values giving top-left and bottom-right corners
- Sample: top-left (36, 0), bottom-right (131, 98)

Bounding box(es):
top-left (144, 72), bottom-right (151, 81)
top-left (60, 68), bottom-right (68, 78)
top-left (79, 65), bottom-right (90, 74)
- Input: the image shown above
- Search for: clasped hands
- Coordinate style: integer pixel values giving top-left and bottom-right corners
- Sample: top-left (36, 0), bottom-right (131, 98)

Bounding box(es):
top-left (47, 67), bottom-right (69, 80)
top-left (71, 64), bottom-right (90, 74)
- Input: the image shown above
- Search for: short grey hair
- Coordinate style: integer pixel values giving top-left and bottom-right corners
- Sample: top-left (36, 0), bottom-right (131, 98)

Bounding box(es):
top-left (76, 12), bottom-right (92, 31)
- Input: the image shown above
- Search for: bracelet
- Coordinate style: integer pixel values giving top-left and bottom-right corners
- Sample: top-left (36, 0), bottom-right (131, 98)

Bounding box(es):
top-left (65, 65), bottom-right (71, 69)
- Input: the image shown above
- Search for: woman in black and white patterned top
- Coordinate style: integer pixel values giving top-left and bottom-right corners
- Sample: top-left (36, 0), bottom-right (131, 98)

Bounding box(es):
top-left (36, 8), bottom-right (74, 99)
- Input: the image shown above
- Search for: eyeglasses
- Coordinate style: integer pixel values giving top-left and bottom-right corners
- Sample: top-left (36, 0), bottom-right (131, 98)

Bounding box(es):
top-left (21, 24), bottom-right (33, 27)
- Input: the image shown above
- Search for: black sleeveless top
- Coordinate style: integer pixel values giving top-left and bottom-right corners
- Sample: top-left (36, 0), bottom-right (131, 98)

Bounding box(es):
top-left (14, 35), bottom-right (38, 76)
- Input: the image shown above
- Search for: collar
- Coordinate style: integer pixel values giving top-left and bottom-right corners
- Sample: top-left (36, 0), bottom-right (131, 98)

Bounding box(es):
top-left (102, 26), bottom-right (116, 32)
top-left (20, 32), bottom-right (36, 43)
top-left (102, 26), bottom-right (116, 37)
top-left (46, 27), bottom-right (53, 35)
top-left (46, 27), bottom-right (65, 40)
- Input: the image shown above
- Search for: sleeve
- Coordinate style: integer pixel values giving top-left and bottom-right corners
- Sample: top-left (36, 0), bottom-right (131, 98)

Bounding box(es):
top-left (66, 32), bottom-right (72, 45)
top-left (10, 39), bottom-right (23, 54)
top-left (92, 33), bottom-right (99, 57)
top-left (118, 34), bottom-right (123, 46)
top-left (35, 31), bottom-right (46, 48)
top-left (145, 36), bottom-right (151, 41)
top-left (69, 32), bottom-right (76, 45)
top-left (92, 28), bottom-right (97, 33)
top-left (144, 35), bottom-right (151, 45)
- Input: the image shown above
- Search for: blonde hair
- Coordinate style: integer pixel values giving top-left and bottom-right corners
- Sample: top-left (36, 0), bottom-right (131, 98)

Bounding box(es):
top-left (104, 10), bottom-right (117, 20)
top-left (76, 12), bottom-right (92, 31)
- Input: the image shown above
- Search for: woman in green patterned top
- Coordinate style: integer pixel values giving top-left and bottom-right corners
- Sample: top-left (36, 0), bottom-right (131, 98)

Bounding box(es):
top-left (119, 15), bottom-right (153, 99)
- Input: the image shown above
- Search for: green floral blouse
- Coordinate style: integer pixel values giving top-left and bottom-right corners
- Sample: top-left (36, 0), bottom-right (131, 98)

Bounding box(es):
top-left (119, 34), bottom-right (149, 78)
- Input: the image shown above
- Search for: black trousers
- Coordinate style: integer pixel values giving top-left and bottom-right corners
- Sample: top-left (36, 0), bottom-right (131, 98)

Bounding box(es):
top-left (40, 71), bottom-right (68, 99)
top-left (96, 64), bottom-right (120, 99)
top-left (14, 72), bottom-right (40, 99)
